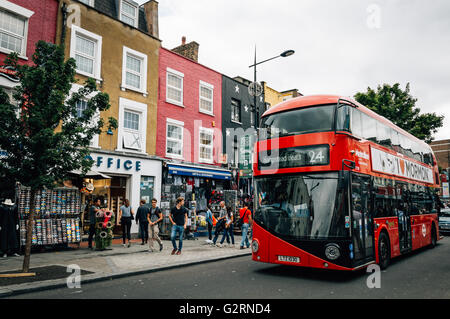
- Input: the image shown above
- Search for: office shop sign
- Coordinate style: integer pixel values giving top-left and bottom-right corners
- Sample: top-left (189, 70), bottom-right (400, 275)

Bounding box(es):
top-left (86, 155), bottom-right (142, 172)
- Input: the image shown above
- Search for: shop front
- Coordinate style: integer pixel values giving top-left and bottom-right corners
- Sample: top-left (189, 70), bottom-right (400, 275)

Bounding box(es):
top-left (159, 162), bottom-right (233, 238)
top-left (82, 152), bottom-right (163, 235)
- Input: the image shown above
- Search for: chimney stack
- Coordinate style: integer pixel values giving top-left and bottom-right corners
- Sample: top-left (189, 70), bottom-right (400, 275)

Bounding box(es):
top-left (143, 0), bottom-right (159, 38)
top-left (172, 37), bottom-right (200, 62)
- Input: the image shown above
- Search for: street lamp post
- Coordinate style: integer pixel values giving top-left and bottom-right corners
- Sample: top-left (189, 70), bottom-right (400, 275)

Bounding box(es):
top-left (248, 49), bottom-right (295, 128)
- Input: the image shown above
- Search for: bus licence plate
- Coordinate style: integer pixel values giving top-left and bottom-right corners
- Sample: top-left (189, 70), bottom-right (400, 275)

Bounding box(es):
top-left (278, 255), bottom-right (300, 263)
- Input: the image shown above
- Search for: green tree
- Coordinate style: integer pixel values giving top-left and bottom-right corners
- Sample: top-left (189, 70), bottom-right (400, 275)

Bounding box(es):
top-left (354, 83), bottom-right (444, 143)
top-left (0, 41), bottom-right (117, 272)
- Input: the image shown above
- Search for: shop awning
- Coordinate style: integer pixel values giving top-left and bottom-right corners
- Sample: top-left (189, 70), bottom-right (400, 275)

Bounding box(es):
top-left (168, 164), bottom-right (232, 180)
top-left (69, 169), bottom-right (112, 180)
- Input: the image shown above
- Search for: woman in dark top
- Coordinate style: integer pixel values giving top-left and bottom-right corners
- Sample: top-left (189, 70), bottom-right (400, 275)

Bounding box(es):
top-left (118, 199), bottom-right (134, 248)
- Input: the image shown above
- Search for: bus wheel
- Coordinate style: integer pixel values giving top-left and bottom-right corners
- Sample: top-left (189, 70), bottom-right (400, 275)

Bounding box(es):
top-left (429, 225), bottom-right (437, 249)
top-left (378, 232), bottom-right (390, 270)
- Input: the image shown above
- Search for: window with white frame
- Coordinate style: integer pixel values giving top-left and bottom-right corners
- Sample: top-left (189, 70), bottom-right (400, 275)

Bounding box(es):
top-left (166, 119), bottom-right (183, 158)
top-left (0, 2), bottom-right (34, 57)
top-left (78, 0), bottom-right (94, 6)
top-left (121, 47), bottom-right (147, 94)
top-left (166, 68), bottom-right (184, 106)
top-left (199, 81), bottom-right (214, 115)
top-left (70, 26), bottom-right (102, 80)
top-left (120, 0), bottom-right (138, 27)
top-left (71, 84), bottom-right (100, 148)
top-left (123, 110), bottom-right (141, 150)
top-left (76, 100), bottom-right (88, 118)
top-left (199, 128), bottom-right (214, 163)
top-left (118, 97), bottom-right (147, 153)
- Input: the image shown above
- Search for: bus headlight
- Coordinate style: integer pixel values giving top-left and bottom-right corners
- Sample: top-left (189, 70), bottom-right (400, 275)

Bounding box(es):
top-left (252, 240), bottom-right (259, 253)
top-left (325, 244), bottom-right (340, 261)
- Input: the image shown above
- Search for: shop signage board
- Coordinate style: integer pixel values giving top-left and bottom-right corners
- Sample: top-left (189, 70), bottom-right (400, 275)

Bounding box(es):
top-left (239, 134), bottom-right (254, 170)
top-left (168, 164), bottom-right (232, 180)
top-left (443, 182), bottom-right (449, 198)
top-left (86, 155), bottom-right (142, 172)
top-left (371, 146), bottom-right (434, 184)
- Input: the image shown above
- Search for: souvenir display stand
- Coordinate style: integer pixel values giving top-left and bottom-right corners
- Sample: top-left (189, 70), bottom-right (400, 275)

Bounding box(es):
top-left (94, 209), bottom-right (115, 250)
top-left (16, 185), bottom-right (82, 249)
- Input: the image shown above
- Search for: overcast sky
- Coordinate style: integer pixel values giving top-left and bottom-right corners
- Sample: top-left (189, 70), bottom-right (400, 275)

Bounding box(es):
top-left (138, 0), bottom-right (450, 140)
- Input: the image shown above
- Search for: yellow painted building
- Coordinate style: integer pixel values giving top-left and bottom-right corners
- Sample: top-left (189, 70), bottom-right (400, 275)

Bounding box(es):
top-left (262, 81), bottom-right (302, 109)
top-left (56, 0), bottom-right (163, 226)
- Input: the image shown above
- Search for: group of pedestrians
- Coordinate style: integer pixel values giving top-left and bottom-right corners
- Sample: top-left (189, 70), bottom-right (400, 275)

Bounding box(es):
top-left (87, 196), bottom-right (252, 254)
top-left (205, 201), bottom-right (252, 249)
top-left (87, 197), bottom-right (163, 252)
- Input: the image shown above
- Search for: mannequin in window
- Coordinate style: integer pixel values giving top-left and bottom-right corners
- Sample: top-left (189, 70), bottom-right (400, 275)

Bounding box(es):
top-left (0, 199), bottom-right (20, 258)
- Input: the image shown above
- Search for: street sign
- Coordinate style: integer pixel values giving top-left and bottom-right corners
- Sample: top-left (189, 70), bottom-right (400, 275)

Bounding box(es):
top-left (248, 82), bottom-right (263, 97)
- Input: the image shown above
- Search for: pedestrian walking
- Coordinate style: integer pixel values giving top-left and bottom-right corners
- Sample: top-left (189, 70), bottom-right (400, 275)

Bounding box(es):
top-left (239, 206), bottom-right (252, 249)
top-left (148, 198), bottom-right (164, 252)
top-left (212, 201), bottom-right (228, 246)
top-left (135, 199), bottom-right (150, 245)
top-left (219, 206), bottom-right (234, 247)
top-left (205, 204), bottom-right (214, 242)
top-left (118, 199), bottom-right (134, 248)
top-left (169, 197), bottom-right (188, 255)
top-left (88, 198), bottom-right (101, 250)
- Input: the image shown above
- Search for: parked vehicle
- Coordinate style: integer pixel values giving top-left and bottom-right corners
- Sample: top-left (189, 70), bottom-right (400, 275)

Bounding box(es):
top-left (439, 208), bottom-right (450, 234)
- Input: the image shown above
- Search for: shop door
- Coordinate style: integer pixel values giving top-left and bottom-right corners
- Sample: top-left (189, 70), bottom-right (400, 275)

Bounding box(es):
top-left (351, 174), bottom-right (375, 265)
top-left (140, 176), bottom-right (154, 208)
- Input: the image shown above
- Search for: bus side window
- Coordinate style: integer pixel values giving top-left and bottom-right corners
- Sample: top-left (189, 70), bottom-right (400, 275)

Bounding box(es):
top-left (351, 108), bottom-right (363, 137)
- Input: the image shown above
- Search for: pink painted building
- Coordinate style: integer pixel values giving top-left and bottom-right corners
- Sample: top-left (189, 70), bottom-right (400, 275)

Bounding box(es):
top-left (157, 46), bottom-right (224, 167)
top-left (157, 44), bottom-right (231, 210)
top-left (0, 0), bottom-right (59, 95)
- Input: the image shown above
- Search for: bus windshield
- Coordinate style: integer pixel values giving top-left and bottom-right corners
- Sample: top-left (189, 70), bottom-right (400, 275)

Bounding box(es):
top-left (254, 173), bottom-right (348, 239)
top-left (260, 104), bottom-right (335, 140)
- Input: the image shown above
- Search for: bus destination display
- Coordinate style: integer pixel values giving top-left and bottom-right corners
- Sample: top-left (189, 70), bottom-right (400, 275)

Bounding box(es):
top-left (258, 145), bottom-right (329, 170)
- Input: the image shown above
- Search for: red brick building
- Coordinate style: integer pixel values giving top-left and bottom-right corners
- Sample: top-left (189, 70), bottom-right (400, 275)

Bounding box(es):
top-left (0, 0), bottom-right (59, 97)
top-left (157, 43), bottom-right (231, 212)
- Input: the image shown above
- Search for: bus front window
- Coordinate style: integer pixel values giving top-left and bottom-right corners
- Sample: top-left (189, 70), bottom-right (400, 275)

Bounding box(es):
top-left (260, 104), bottom-right (336, 140)
top-left (254, 173), bottom-right (348, 239)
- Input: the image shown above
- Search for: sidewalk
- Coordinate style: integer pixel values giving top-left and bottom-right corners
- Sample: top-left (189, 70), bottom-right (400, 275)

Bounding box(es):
top-left (0, 236), bottom-right (252, 298)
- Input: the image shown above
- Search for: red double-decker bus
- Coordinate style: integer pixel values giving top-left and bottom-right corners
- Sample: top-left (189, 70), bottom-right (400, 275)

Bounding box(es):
top-left (252, 95), bottom-right (441, 270)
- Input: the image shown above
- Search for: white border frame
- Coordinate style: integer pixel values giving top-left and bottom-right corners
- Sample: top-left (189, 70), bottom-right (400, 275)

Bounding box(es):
top-left (166, 118), bottom-right (184, 160)
top-left (117, 97), bottom-right (148, 154)
top-left (199, 80), bottom-right (214, 116)
top-left (198, 127), bottom-right (214, 164)
top-left (166, 67), bottom-right (184, 107)
top-left (70, 25), bottom-right (103, 82)
top-left (121, 46), bottom-right (148, 96)
top-left (77, 0), bottom-right (95, 6)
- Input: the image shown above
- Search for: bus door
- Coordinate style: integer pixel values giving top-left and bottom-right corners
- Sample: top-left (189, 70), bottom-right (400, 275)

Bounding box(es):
top-left (396, 184), bottom-right (412, 253)
top-left (351, 174), bottom-right (375, 265)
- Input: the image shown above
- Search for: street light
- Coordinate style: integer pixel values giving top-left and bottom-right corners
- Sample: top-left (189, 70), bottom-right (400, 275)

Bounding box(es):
top-left (248, 48), bottom-right (295, 128)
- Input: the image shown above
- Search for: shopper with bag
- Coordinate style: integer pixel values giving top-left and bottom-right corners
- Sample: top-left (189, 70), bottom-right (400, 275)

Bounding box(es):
top-left (118, 199), bottom-right (134, 248)
top-left (148, 198), bottom-right (163, 252)
top-left (239, 206), bottom-right (252, 249)
top-left (212, 201), bottom-right (228, 246)
top-left (219, 206), bottom-right (234, 247)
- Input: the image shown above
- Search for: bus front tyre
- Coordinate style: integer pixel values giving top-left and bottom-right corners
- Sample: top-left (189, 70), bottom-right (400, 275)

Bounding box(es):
top-left (378, 232), bottom-right (390, 270)
top-left (429, 226), bottom-right (437, 249)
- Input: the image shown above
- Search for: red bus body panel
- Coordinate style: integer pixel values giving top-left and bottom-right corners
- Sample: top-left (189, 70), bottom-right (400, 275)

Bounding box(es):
top-left (253, 95), bottom-right (441, 271)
